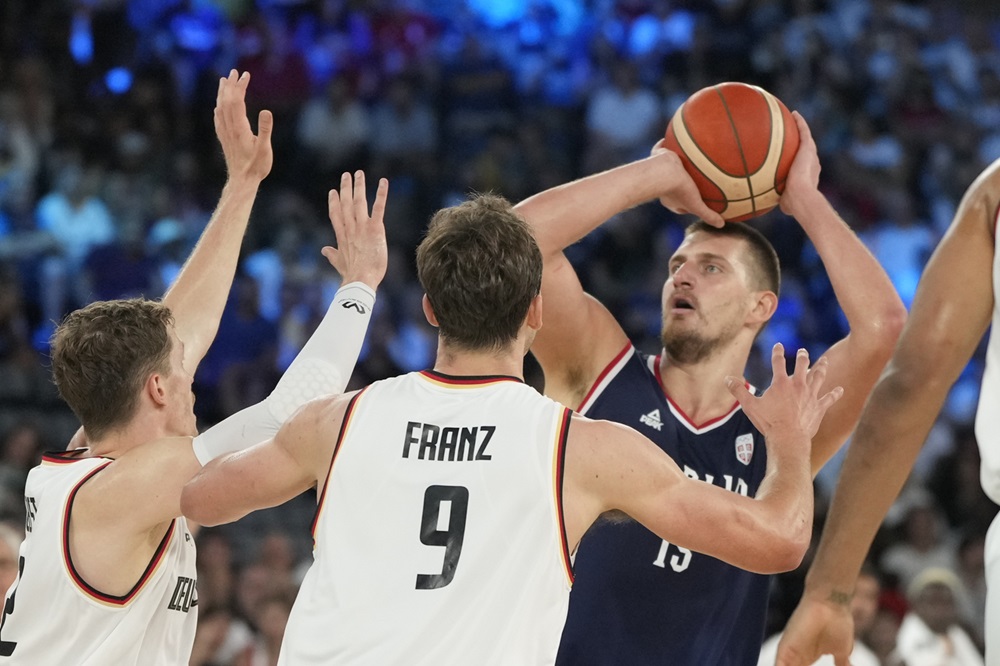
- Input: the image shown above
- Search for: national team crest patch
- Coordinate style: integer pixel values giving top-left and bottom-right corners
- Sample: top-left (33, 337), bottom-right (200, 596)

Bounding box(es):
top-left (735, 433), bottom-right (754, 465)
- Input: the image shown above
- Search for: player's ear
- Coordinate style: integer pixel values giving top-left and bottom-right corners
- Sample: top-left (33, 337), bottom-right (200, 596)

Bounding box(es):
top-left (421, 294), bottom-right (439, 328)
top-left (146, 372), bottom-right (168, 407)
top-left (525, 294), bottom-right (542, 332)
top-left (748, 290), bottom-right (778, 325)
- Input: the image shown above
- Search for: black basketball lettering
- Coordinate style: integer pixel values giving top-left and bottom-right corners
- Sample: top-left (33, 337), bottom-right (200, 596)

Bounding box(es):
top-left (0, 556), bottom-right (25, 656)
top-left (476, 426), bottom-right (495, 461)
top-left (415, 485), bottom-right (469, 590)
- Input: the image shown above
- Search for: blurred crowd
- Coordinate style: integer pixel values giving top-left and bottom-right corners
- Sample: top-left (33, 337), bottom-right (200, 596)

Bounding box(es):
top-left (0, 0), bottom-right (998, 663)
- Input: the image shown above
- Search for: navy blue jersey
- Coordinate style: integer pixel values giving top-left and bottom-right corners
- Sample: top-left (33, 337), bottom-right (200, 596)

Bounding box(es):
top-left (556, 345), bottom-right (770, 665)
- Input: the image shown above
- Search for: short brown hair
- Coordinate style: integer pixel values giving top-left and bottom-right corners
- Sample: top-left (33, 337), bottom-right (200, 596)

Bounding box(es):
top-left (416, 194), bottom-right (542, 352)
top-left (51, 299), bottom-right (174, 440)
top-left (684, 221), bottom-right (781, 296)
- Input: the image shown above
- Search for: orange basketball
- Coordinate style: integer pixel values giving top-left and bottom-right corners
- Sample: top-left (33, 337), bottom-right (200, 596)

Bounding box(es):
top-left (664, 82), bottom-right (800, 222)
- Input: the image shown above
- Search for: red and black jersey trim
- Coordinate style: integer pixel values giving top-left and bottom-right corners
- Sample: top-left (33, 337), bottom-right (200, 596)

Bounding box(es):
top-left (554, 407), bottom-right (574, 585)
top-left (63, 462), bottom-right (174, 605)
top-left (42, 449), bottom-right (109, 464)
top-left (419, 370), bottom-right (523, 386)
top-left (577, 343), bottom-right (632, 413)
top-left (311, 387), bottom-right (369, 542)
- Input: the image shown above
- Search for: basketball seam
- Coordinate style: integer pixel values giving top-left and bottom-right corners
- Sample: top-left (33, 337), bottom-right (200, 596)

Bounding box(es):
top-left (701, 186), bottom-right (780, 203)
top-left (678, 106), bottom-right (742, 187)
top-left (715, 85), bottom-right (757, 217)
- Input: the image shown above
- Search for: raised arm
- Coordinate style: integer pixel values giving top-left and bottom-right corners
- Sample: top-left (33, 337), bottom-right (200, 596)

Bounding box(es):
top-left (775, 161), bottom-right (1000, 666)
top-left (564, 344), bottom-right (842, 573)
top-left (513, 150), bottom-right (722, 406)
top-left (163, 70), bottom-right (273, 371)
top-left (81, 171), bottom-right (388, 543)
top-left (182, 392), bottom-right (352, 526)
top-left (778, 113), bottom-right (907, 473)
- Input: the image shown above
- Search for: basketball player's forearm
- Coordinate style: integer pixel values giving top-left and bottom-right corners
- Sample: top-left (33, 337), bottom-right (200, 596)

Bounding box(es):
top-left (515, 157), bottom-right (670, 254)
top-left (794, 191), bottom-right (905, 334)
top-left (752, 437), bottom-right (814, 567)
top-left (804, 364), bottom-right (946, 597)
top-left (163, 176), bottom-right (261, 362)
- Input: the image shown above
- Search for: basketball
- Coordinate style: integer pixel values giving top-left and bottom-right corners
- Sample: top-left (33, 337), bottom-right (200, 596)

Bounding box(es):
top-left (664, 83), bottom-right (800, 222)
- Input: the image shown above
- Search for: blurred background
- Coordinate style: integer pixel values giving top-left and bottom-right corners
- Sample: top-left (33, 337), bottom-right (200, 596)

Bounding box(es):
top-left (0, 0), bottom-right (998, 663)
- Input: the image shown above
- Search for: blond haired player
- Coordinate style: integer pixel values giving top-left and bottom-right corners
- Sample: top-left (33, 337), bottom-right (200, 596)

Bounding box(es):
top-left (182, 193), bottom-right (842, 665)
top-left (0, 71), bottom-right (388, 665)
top-left (776, 163), bottom-right (1000, 665)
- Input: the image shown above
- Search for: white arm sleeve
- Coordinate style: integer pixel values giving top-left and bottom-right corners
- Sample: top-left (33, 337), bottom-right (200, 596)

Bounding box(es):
top-left (192, 281), bottom-right (376, 464)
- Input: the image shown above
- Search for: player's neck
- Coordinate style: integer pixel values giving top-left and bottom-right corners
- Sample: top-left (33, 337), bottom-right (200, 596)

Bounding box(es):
top-left (658, 344), bottom-right (750, 422)
top-left (87, 412), bottom-right (170, 459)
top-left (432, 341), bottom-right (525, 380)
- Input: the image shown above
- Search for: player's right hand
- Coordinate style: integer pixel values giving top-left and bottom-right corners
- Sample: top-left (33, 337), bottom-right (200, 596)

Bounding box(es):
top-left (775, 591), bottom-right (855, 666)
top-left (649, 140), bottom-right (726, 228)
top-left (214, 69), bottom-right (273, 183)
top-left (322, 171), bottom-right (389, 290)
top-left (726, 343), bottom-right (843, 444)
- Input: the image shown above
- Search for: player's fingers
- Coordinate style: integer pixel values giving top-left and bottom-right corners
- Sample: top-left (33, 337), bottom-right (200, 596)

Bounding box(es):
top-left (320, 246), bottom-right (342, 272)
top-left (256, 110), bottom-right (273, 145)
top-left (237, 70), bottom-right (250, 90)
top-left (793, 347), bottom-right (810, 380)
top-left (725, 375), bottom-right (753, 406)
top-left (792, 111), bottom-right (812, 141)
top-left (770, 342), bottom-right (787, 379)
top-left (805, 356), bottom-right (829, 394)
top-left (339, 172), bottom-right (356, 230)
top-left (369, 177), bottom-right (389, 226)
top-left (697, 205), bottom-right (725, 228)
top-left (353, 170), bottom-right (368, 222)
top-left (817, 386), bottom-right (844, 412)
top-left (328, 187), bottom-right (347, 247)
top-left (222, 70), bottom-right (243, 135)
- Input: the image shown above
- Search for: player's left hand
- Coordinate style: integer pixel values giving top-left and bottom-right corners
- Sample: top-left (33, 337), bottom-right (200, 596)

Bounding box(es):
top-left (778, 112), bottom-right (821, 220)
top-left (322, 171), bottom-right (389, 290)
top-left (214, 70), bottom-right (273, 184)
top-left (775, 590), bottom-right (854, 666)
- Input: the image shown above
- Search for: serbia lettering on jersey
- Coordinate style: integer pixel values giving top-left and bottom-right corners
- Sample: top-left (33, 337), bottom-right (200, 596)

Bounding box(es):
top-left (556, 345), bottom-right (770, 666)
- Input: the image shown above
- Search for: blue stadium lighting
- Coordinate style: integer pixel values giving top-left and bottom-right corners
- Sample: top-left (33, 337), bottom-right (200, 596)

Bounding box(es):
top-left (105, 67), bottom-right (134, 94)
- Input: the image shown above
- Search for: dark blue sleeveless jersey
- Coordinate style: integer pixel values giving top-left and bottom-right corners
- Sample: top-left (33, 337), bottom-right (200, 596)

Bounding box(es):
top-left (556, 345), bottom-right (770, 666)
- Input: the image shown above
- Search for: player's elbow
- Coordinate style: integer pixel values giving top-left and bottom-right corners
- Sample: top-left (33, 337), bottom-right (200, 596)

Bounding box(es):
top-left (772, 532), bottom-right (809, 573)
top-left (180, 483), bottom-right (223, 527)
top-left (757, 516), bottom-right (811, 574)
top-left (877, 304), bottom-right (907, 347)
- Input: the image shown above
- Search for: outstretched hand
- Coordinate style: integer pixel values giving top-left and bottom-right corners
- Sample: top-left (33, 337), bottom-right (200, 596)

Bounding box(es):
top-left (775, 592), bottom-right (855, 666)
top-left (322, 171), bottom-right (389, 290)
top-left (726, 343), bottom-right (843, 442)
top-left (214, 70), bottom-right (273, 183)
top-left (650, 139), bottom-right (726, 228)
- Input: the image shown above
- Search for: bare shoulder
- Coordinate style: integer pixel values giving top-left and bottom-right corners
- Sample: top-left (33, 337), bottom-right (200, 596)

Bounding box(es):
top-left (284, 389), bottom-right (362, 434)
top-left (277, 389), bottom-right (364, 472)
top-left (74, 436), bottom-right (198, 535)
top-left (566, 413), bottom-right (660, 472)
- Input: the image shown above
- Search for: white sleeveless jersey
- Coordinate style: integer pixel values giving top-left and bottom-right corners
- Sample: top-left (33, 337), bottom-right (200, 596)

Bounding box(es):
top-left (978, 209), bottom-right (1000, 505)
top-left (0, 450), bottom-right (198, 665)
top-left (279, 370), bottom-right (574, 666)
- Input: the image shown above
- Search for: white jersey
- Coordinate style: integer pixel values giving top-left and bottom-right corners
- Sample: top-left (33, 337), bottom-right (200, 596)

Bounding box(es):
top-left (279, 370), bottom-right (574, 666)
top-left (0, 450), bottom-right (198, 665)
top-left (978, 209), bottom-right (1000, 505)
